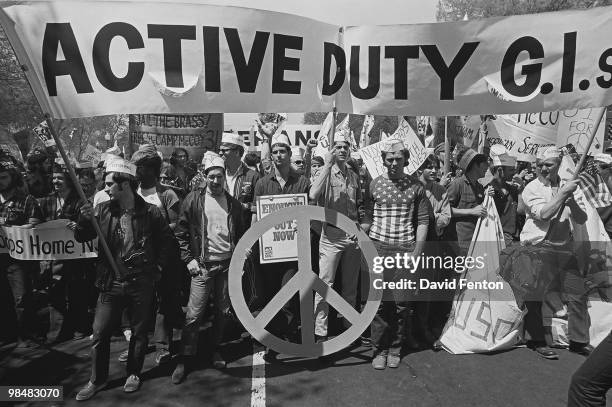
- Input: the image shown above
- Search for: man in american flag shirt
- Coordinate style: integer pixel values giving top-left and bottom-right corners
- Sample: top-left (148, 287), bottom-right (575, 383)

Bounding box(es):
top-left (362, 138), bottom-right (430, 370)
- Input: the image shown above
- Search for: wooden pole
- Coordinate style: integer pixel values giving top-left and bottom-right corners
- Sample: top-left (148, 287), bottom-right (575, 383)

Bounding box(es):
top-left (45, 115), bottom-right (121, 278)
top-left (572, 108), bottom-right (606, 179)
top-left (444, 116), bottom-right (450, 175)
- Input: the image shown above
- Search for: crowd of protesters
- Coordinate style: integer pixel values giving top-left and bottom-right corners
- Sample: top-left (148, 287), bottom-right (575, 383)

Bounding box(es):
top-left (1, 123), bottom-right (612, 405)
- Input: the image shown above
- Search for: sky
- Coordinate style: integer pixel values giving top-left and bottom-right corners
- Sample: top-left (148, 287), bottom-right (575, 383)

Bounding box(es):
top-left (199, 0), bottom-right (439, 129)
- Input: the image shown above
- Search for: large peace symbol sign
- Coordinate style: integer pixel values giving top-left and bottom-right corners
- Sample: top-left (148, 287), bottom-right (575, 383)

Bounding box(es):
top-left (229, 206), bottom-right (381, 357)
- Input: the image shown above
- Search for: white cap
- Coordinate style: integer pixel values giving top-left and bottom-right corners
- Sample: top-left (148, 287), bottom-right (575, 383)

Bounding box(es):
top-left (221, 132), bottom-right (246, 149)
top-left (106, 156), bottom-right (136, 176)
top-left (201, 150), bottom-right (221, 165)
top-left (204, 155), bottom-right (225, 172)
top-left (271, 133), bottom-right (291, 148)
top-left (594, 153), bottom-right (612, 165)
top-left (333, 132), bottom-right (350, 146)
top-left (537, 146), bottom-right (561, 161)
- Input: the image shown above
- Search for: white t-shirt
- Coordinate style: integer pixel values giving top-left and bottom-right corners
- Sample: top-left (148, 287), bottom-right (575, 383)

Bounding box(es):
top-left (204, 192), bottom-right (231, 261)
top-left (138, 186), bottom-right (163, 209)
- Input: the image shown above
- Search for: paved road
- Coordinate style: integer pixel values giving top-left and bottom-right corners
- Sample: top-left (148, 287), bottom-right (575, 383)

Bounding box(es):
top-left (0, 332), bottom-right (603, 407)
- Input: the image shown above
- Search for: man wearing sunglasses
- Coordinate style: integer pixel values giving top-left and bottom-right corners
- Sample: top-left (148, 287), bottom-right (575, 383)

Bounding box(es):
top-left (309, 132), bottom-right (365, 343)
top-left (219, 133), bottom-right (260, 228)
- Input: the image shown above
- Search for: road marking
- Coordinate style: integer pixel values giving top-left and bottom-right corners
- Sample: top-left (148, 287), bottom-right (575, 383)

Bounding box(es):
top-left (251, 346), bottom-right (266, 407)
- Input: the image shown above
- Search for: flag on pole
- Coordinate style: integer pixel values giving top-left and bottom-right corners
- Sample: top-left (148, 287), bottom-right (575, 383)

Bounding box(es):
top-left (348, 130), bottom-right (358, 152)
top-left (359, 115), bottom-right (374, 147)
top-left (577, 172), bottom-right (612, 208)
top-left (313, 112), bottom-right (334, 158)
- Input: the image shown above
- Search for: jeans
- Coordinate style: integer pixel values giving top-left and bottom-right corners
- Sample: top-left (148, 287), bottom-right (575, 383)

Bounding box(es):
top-left (260, 261), bottom-right (299, 339)
top-left (314, 226), bottom-right (361, 336)
top-left (525, 245), bottom-right (590, 345)
top-left (179, 260), bottom-right (231, 356)
top-left (568, 330), bottom-right (612, 406)
top-left (1, 255), bottom-right (35, 340)
top-left (90, 276), bottom-right (155, 384)
top-left (369, 241), bottom-right (410, 356)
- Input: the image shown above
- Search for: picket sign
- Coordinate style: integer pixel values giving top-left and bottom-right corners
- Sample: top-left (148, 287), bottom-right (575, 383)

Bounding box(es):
top-left (439, 195), bottom-right (524, 354)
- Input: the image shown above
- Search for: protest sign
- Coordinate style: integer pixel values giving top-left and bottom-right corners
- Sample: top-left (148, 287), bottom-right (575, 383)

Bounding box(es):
top-left (129, 114), bottom-right (223, 162)
top-left (439, 195), bottom-right (523, 354)
top-left (2, 3), bottom-right (612, 118)
top-left (32, 121), bottom-right (55, 147)
top-left (460, 116), bottom-right (482, 149)
top-left (556, 108), bottom-right (606, 154)
top-left (485, 113), bottom-right (558, 162)
top-left (0, 219), bottom-right (98, 260)
top-left (359, 118), bottom-right (427, 178)
top-left (485, 108), bottom-right (605, 161)
top-left (256, 193), bottom-right (308, 264)
top-left (81, 144), bottom-right (102, 165)
top-left (234, 125), bottom-right (321, 151)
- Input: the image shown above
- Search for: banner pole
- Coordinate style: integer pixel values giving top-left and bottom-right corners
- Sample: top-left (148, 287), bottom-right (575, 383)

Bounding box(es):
top-left (444, 116), bottom-right (450, 175)
top-left (572, 108), bottom-right (606, 179)
top-left (44, 115), bottom-right (121, 278)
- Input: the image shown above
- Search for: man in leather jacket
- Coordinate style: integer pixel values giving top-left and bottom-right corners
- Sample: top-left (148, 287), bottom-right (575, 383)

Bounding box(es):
top-left (74, 158), bottom-right (174, 401)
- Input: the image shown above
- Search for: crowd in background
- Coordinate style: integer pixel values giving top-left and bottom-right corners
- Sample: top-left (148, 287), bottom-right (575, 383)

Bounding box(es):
top-left (1, 126), bottom-right (611, 403)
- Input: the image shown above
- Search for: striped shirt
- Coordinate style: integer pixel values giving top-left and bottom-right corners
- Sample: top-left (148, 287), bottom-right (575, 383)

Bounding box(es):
top-left (364, 175), bottom-right (430, 248)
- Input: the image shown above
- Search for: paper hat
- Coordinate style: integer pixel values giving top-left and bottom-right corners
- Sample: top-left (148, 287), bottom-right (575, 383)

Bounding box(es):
top-left (333, 132), bottom-right (350, 146)
top-left (489, 144), bottom-right (517, 167)
top-left (105, 156), bottom-right (136, 176)
top-left (380, 138), bottom-right (406, 153)
top-left (291, 147), bottom-right (304, 160)
top-left (537, 146), bottom-right (561, 161)
top-left (271, 133), bottom-right (291, 148)
top-left (221, 132), bottom-right (246, 149)
top-left (201, 150), bottom-right (221, 165)
top-left (204, 155), bottom-right (225, 172)
top-left (594, 153), bottom-right (612, 165)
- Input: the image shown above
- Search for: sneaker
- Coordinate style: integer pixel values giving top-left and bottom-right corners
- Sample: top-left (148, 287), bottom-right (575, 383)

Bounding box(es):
top-left (75, 381), bottom-right (106, 401)
top-left (155, 349), bottom-right (171, 365)
top-left (533, 346), bottom-right (559, 360)
top-left (171, 362), bottom-right (186, 385)
top-left (118, 349), bottom-right (129, 363)
top-left (212, 352), bottom-right (226, 369)
top-left (372, 353), bottom-right (387, 370)
top-left (387, 354), bottom-right (401, 368)
top-left (123, 374), bottom-right (140, 393)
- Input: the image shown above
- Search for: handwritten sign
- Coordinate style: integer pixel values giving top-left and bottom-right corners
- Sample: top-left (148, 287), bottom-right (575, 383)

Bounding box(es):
top-left (0, 219), bottom-right (97, 260)
top-left (256, 194), bottom-right (308, 264)
top-left (557, 108), bottom-right (606, 154)
top-left (359, 118), bottom-right (427, 178)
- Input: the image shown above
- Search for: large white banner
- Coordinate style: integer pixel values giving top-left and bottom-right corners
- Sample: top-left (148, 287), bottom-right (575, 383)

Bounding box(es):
top-left (2, 2), bottom-right (612, 118)
top-left (486, 108), bottom-right (605, 161)
top-left (0, 220), bottom-right (98, 260)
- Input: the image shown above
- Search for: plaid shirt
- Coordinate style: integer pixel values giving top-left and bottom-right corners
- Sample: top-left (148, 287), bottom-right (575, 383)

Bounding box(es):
top-left (38, 191), bottom-right (83, 221)
top-left (446, 175), bottom-right (485, 244)
top-left (364, 175), bottom-right (429, 248)
top-left (0, 191), bottom-right (42, 226)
